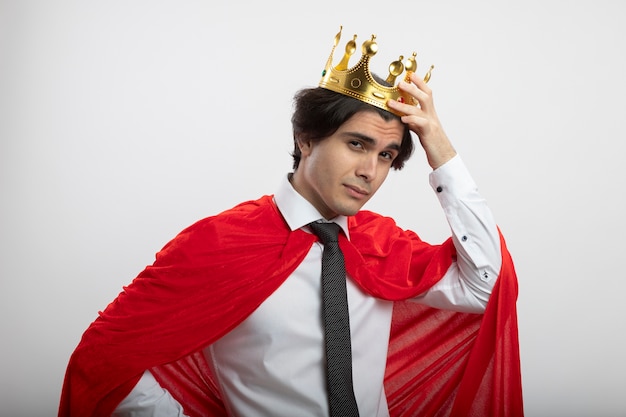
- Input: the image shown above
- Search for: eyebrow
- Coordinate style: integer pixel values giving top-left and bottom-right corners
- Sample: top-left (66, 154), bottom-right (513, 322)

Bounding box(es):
top-left (343, 132), bottom-right (402, 152)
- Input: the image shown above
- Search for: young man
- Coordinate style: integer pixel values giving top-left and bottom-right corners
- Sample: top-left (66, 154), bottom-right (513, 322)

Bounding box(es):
top-left (59, 29), bottom-right (523, 417)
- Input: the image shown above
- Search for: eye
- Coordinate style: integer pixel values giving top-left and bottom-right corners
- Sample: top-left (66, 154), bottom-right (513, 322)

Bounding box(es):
top-left (380, 151), bottom-right (396, 161)
top-left (349, 140), bottom-right (363, 149)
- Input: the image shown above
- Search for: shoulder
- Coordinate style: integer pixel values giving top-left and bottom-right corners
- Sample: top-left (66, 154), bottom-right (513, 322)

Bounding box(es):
top-left (350, 210), bottom-right (399, 233)
top-left (349, 210), bottom-right (427, 249)
top-left (161, 195), bottom-right (285, 253)
top-left (189, 195), bottom-right (277, 228)
top-left (348, 210), bottom-right (404, 249)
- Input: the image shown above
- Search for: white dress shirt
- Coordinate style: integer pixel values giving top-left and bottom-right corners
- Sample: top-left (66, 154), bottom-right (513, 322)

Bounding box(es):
top-left (114, 155), bottom-right (501, 417)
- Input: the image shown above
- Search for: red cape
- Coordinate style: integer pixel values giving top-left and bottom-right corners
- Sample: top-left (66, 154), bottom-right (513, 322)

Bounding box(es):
top-left (59, 195), bottom-right (523, 416)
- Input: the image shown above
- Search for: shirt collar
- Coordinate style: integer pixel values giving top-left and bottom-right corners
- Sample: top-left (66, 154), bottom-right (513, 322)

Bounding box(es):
top-left (274, 174), bottom-right (350, 240)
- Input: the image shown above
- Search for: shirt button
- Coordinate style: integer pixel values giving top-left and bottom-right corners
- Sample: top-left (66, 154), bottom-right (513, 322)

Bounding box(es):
top-left (436, 186), bottom-right (443, 193)
top-left (461, 235), bottom-right (468, 242)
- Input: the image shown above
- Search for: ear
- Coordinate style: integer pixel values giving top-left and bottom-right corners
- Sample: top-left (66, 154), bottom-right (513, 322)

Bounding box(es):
top-left (296, 137), bottom-right (313, 157)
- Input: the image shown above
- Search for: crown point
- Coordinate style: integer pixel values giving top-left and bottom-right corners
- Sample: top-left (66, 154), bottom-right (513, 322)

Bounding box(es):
top-left (405, 52), bottom-right (418, 73)
top-left (385, 55), bottom-right (405, 85)
top-left (362, 35), bottom-right (378, 56)
top-left (333, 26), bottom-right (343, 47)
top-left (335, 34), bottom-right (358, 71)
top-left (424, 64), bottom-right (434, 83)
top-left (403, 52), bottom-right (418, 83)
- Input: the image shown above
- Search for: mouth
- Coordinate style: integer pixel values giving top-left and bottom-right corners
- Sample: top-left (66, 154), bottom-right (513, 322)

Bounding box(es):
top-left (344, 184), bottom-right (370, 199)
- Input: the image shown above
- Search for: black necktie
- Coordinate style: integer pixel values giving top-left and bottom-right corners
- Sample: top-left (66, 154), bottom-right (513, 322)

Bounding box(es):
top-left (308, 222), bottom-right (360, 417)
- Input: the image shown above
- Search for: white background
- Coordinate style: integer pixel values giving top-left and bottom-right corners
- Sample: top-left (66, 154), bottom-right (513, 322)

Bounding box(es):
top-left (1, 1), bottom-right (625, 416)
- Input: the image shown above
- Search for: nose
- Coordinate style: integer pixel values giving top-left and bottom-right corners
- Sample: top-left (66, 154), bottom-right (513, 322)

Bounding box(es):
top-left (356, 155), bottom-right (377, 182)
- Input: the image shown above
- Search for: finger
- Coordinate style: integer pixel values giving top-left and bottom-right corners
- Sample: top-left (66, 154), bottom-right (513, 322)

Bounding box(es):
top-left (387, 96), bottom-right (419, 116)
top-left (386, 100), bottom-right (429, 133)
top-left (409, 71), bottom-right (432, 95)
top-left (397, 79), bottom-right (427, 106)
top-left (401, 114), bottom-right (429, 134)
top-left (402, 73), bottom-right (434, 112)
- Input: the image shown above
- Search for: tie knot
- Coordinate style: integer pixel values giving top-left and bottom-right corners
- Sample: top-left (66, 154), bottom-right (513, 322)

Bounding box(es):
top-left (309, 221), bottom-right (341, 245)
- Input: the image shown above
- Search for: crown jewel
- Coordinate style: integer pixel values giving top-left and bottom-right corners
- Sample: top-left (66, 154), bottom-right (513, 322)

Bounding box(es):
top-left (319, 26), bottom-right (433, 116)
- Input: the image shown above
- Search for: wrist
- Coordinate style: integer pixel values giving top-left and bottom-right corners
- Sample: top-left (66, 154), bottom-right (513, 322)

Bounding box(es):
top-left (425, 141), bottom-right (457, 170)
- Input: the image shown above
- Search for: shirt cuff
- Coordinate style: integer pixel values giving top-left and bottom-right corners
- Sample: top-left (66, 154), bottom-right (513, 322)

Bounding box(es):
top-left (428, 154), bottom-right (478, 207)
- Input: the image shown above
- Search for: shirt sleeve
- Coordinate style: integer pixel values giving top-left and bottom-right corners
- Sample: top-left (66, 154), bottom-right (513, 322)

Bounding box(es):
top-left (411, 154), bottom-right (502, 313)
top-left (112, 370), bottom-right (189, 417)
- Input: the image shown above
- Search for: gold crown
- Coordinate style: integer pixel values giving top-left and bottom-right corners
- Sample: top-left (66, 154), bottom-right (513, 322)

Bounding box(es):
top-left (319, 26), bottom-right (433, 116)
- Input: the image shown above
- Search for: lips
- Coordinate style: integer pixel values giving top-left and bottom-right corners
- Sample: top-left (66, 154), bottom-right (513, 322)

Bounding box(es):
top-left (344, 184), bottom-right (370, 198)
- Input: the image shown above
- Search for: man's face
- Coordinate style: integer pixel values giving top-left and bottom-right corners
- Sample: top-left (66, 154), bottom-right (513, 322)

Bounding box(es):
top-left (291, 111), bottom-right (405, 219)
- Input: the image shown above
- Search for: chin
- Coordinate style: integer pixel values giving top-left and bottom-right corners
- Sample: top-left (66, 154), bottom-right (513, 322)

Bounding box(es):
top-left (326, 200), bottom-right (365, 218)
top-left (336, 206), bottom-right (361, 217)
